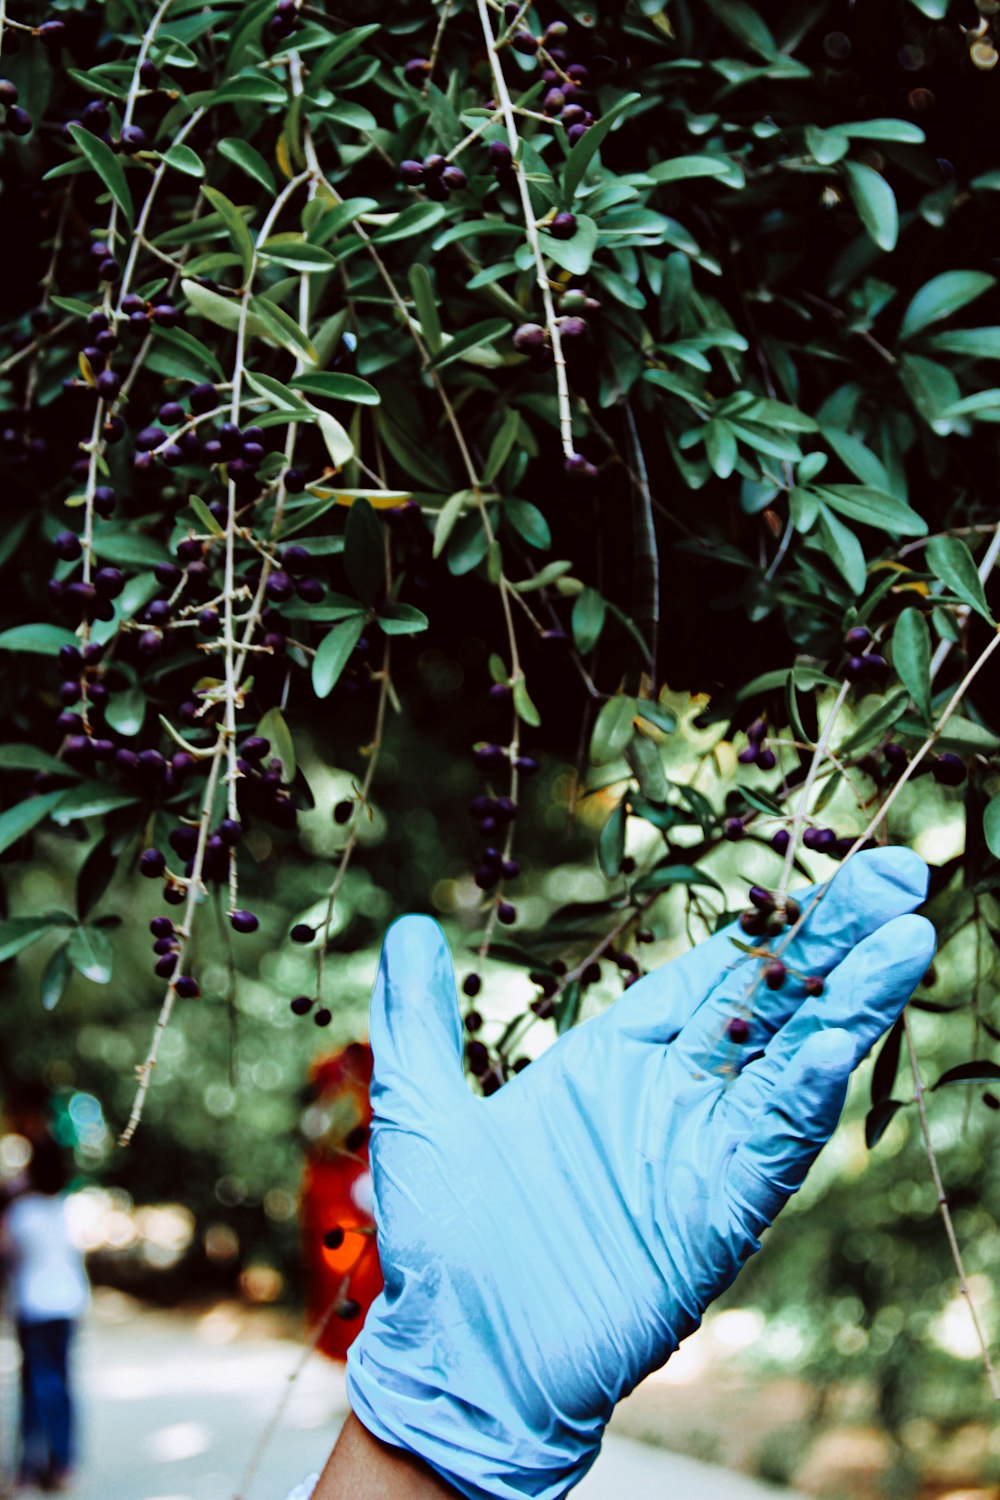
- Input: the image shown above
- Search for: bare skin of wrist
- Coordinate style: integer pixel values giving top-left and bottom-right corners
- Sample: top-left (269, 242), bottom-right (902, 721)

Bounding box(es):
top-left (312, 1411), bottom-right (460, 1500)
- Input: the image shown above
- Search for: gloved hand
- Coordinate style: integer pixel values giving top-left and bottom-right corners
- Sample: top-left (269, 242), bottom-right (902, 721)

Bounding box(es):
top-left (346, 847), bottom-right (934, 1500)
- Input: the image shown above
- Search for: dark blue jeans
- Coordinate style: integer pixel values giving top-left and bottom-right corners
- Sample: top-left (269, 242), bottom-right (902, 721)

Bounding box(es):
top-left (17, 1318), bottom-right (76, 1482)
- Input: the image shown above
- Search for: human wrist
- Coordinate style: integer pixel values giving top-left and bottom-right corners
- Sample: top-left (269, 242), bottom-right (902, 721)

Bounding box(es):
top-left (311, 1412), bottom-right (460, 1500)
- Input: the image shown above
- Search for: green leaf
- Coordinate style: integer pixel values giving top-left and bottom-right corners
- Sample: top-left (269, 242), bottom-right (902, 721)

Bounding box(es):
top-left (289, 373), bottom-right (380, 405)
top-left (429, 318), bottom-right (510, 370)
top-left (104, 686), bottom-right (145, 738)
top-left (817, 506), bottom-right (866, 594)
top-left (932, 1061), bottom-right (1000, 1090)
top-left (66, 924), bottom-right (113, 984)
top-left (0, 913), bottom-right (75, 965)
top-left (839, 118), bottom-right (926, 144)
top-left (591, 695), bottom-right (636, 764)
top-left (188, 493), bottom-right (226, 537)
top-left (0, 744), bottom-right (78, 776)
top-left (924, 327), bottom-right (1000, 359)
top-left (635, 700), bottom-right (677, 734)
top-left (843, 161), bottom-right (898, 252)
top-left (0, 623), bottom-right (80, 656)
top-left (646, 155), bottom-right (737, 187)
top-left (49, 295), bottom-right (94, 318)
top-left (251, 295), bottom-right (318, 363)
top-left (182, 278), bottom-right (265, 338)
top-left (0, 792), bottom-right (65, 856)
top-left (817, 484), bottom-right (927, 537)
top-left (149, 324), bottom-right (226, 382)
top-left (344, 498), bottom-right (383, 606)
top-left (834, 688), bottom-right (909, 757)
top-left (504, 498), bottom-right (550, 550)
top-left (633, 862), bottom-right (724, 895)
top-left (893, 607), bottom-right (932, 722)
top-left (308, 197), bottom-right (379, 244)
top-left (487, 539), bottom-right (502, 584)
top-left (255, 706), bottom-right (296, 783)
top-left (563, 91), bottom-right (641, 203)
top-left (407, 263), bottom-right (442, 355)
top-left (805, 125), bottom-right (848, 165)
top-left (541, 214), bottom-right (598, 276)
top-left (865, 1099), bottom-right (906, 1149)
top-left (925, 534), bottom-right (994, 624)
top-left (49, 784), bottom-right (141, 823)
top-left (482, 410), bottom-right (520, 486)
top-left (376, 602), bottom-right (429, 635)
top-left (985, 793), bottom-right (1000, 861)
top-left (162, 143), bottom-right (205, 178)
top-left (572, 587), bottom-right (606, 653)
top-left (899, 352), bottom-right (962, 431)
top-left (41, 943), bottom-right (73, 1012)
top-left (704, 0), bottom-right (776, 56)
top-left (371, 202), bottom-right (448, 246)
top-left (705, 420), bottom-right (738, 479)
top-left (202, 186), bottom-right (255, 280)
top-left (898, 270), bottom-right (994, 342)
top-left (258, 236), bottom-right (337, 271)
top-left (513, 676), bottom-right (541, 728)
top-left (213, 72), bottom-right (287, 106)
top-left (312, 615), bottom-right (366, 698)
top-left (313, 410), bottom-right (354, 468)
top-left (67, 123), bottom-right (134, 228)
top-left (510, 559), bottom-right (573, 593)
top-left (218, 137), bottom-right (276, 193)
top-left (433, 490), bottom-right (476, 561)
top-left (598, 798), bottom-right (628, 880)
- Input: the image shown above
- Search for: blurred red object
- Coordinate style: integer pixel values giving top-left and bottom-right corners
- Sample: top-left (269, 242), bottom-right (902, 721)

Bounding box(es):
top-left (300, 1041), bottom-right (383, 1361)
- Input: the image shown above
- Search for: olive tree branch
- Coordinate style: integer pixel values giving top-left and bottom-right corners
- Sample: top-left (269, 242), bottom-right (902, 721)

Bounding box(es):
top-left (474, 0), bottom-right (575, 458)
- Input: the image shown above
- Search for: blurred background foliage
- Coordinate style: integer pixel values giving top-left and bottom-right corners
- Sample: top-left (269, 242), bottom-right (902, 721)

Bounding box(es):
top-left (0, 0), bottom-right (998, 1495)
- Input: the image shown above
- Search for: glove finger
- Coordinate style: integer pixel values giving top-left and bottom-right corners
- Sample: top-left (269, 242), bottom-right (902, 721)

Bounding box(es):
top-left (726, 912), bottom-right (934, 1120)
top-left (726, 1027), bottom-right (854, 1233)
top-left (609, 846), bottom-right (928, 1047)
top-left (368, 914), bottom-right (468, 1131)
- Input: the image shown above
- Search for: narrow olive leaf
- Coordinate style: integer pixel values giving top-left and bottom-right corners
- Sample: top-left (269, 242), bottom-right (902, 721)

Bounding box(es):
top-left (162, 143), bottom-right (204, 178)
top-left (245, 369), bottom-right (312, 415)
top-left (0, 745), bottom-right (78, 776)
top-left (371, 202), bottom-right (448, 245)
top-left (842, 160), bottom-right (898, 252)
top-left (563, 91), bottom-right (641, 203)
top-left (871, 1015), bottom-right (905, 1106)
top-left (66, 925), bottom-right (113, 984)
top-left (250, 296), bottom-right (317, 364)
top-left (0, 791), bottom-right (66, 857)
top-left (181, 279), bottom-right (267, 338)
top-left (834, 687), bottom-right (909, 756)
top-left (898, 270), bottom-right (995, 343)
top-left (591, 695), bottom-right (636, 764)
top-left (218, 137), bottom-right (276, 194)
top-left (983, 792), bottom-right (1000, 859)
top-left (289, 373), bottom-right (380, 405)
top-left (805, 125), bottom-right (849, 164)
top-left (839, 118), bottom-right (925, 143)
top-left (433, 490), bottom-right (476, 559)
top-left (572, 587), bottom-right (606, 653)
top-left (598, 798), bottom-right (628, 880)
top-left (513, 676), bottom-right (541, 728)
top-left (213, 73), bottom-right (287, 106)
top-left (41, 943), bottom-right (73, 1012)
top-left (0, 623), bottom-right (80, 655)
top-left (482, 409), bottom-right (520, 485)
top-left (817, 506), bottom-right (866, 594)
top-left (408, 263), bottom-right (443, 355)
top-left (313, 410), bottom-right (354, 468)
top-left (308, 197), bottom-right (379, 244)
top-left (865, 1099), bottom-right (906, 1149)
top-left (633, 863), bottom-right (725, 894)
top-left (344, 497), bottom-right (384, 606)
top-left (635, 700), bottom-right (677, 734)
top-left (0, 913), bottom-right (76, 965)
top-left (646, 155), bottom-right (736, 186)
top-left (504, 498), bottom-right (550, 550)
top-left (486, 539), bottom-right (502, 584)
top-left (375, 602), bottom-right (430, 635)
top-left (429, 318), bottom-right (510, 370)
top-left (817, 484), bottom-right (927, 537)
top-left (150, 323), bottom-right (226, 381)
top-left (257, 706), bottom-right (296, 782)
top-left (67, 123), bottom-right (134, 228)
top-left (893, 607), bottom-right (932, 722)
top-left (925, 534), bottom-right (994, 623)
top-left (932, 1061), bottom-right (1000, 1089)
top-left (312, 616), bottom-right (366, 699)
top-left (188, 494), bottom-right (225, 538)
top-left (258, 236), bottom-right (337, 271)
top-left (554, 978), bottom-right (583, 1036)
top-left (104, 686), bottom-right (145, 737)
top-left (510, 559), bottom-right (573, 593)
top-left (202, 186), bottom-right (255, 280)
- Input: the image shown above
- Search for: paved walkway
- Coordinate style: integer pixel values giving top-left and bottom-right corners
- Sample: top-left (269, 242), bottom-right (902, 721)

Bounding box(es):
top-left (0, 1295), bottom-right (802, 1500)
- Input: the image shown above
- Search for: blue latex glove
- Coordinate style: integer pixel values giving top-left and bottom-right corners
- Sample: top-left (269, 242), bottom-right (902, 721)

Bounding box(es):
top-left (345, 847), bottom-right (934, 1500)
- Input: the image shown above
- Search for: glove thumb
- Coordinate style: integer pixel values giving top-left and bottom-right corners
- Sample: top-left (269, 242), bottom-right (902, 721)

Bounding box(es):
top-left (368, 914), bottom-right (467, 1132)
